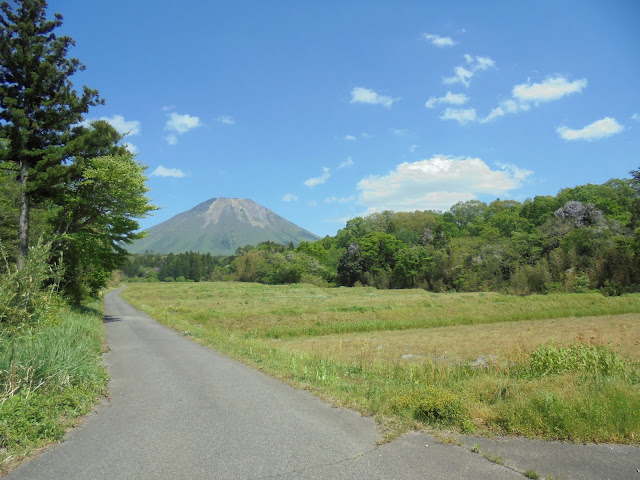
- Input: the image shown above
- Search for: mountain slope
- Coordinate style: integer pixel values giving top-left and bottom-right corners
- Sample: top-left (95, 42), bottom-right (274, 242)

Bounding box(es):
top-left (128, 198), bottom-right (319, 255)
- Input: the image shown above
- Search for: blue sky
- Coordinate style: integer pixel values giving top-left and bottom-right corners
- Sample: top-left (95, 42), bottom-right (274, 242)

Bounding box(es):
top-left (49, 0), bottom-right (639, 237)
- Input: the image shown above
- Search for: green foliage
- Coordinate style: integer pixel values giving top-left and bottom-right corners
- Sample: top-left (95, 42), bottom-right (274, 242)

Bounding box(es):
top-left (0, 0), bottom-right (103, 264)
top-left (52, 154), bottom-right (155, 301)
top-left (0, 240), bottom-right (63, 327)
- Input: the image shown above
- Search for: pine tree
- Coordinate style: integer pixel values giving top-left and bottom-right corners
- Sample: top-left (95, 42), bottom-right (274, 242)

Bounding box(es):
top-left (0, 0), bottom-right (102, 269)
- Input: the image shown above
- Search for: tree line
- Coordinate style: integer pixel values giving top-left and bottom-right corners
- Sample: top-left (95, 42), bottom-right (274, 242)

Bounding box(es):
top-left (124, 173), bottom-right (640, 295)
top-left (0, 0), bottom-right (154, 311)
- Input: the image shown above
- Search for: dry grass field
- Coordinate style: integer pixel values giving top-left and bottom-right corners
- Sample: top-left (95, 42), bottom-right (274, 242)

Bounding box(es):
top-left (277, 314), bottom-right (640, 367)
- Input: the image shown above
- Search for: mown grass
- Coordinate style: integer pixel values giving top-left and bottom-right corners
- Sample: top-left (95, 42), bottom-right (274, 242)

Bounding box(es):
top-left (121, 282), bottom-right (640, 443)
top-left (0, 302), bottom-right (108, 473)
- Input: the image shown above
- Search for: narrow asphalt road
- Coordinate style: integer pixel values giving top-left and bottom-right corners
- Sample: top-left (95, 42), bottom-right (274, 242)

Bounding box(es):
top-left (7, 290), bottom-right (639, 479)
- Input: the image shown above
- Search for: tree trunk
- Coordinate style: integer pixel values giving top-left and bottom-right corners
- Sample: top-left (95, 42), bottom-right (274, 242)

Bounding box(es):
top-left (16, 159), bottom-right (30, 271)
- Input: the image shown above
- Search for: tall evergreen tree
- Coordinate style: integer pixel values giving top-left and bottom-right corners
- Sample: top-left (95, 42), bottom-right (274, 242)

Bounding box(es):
top-left (0, 0), bottom-right (102, 269)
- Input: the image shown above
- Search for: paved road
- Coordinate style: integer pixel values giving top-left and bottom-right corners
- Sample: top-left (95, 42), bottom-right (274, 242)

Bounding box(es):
top-left (7, 291), bottom-right (639, 479)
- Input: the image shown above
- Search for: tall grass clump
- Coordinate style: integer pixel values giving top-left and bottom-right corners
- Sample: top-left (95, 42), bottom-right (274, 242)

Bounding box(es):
top-left (0, 241), bottom-right (64, 329)
top-left (528, 344), bottom-right (628, 378)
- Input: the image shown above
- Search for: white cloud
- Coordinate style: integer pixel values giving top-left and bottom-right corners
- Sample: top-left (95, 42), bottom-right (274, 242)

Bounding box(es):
top-left (164, 112), bottom-right (201, 145)
top-left (441, 108), bottom-right (477, 125)
top-left (426, 91), bottom-right (469, 109)
top-left (166, 112), bottom-right (201, 134)
top-left (409, 144), bottom-right (419, 153)
top-left (423, 33), bottom-right (456, 47)
top-left (282, 193), bottom-right (298, 202)
top-left (304, 167), bottom-right (330, 187)
top-left (513, 76), bottom-right (586, 104)
top-left (216, 115), bottom-right (235, 125)
top-left (392, 128), bottom-right (408, 135)
top-left (344, 134), bottom-right (356, 141)
top-left (161, 106), bottom-right (174, 112)
top-left (557, 117), bottom-right (624, 141)
top-left (151, 165), bottom-right (188, 178)
top-left (338, 156), bottom-right (354, 169)
top-left (361, 132), bottom-right (373, 139)
top-left (357, 155), bottom-right (531, 212)
top-left (631, 113), bottom-right (640, 121)
top-left (324, 195), bottom-right (355, 204)
top-left (350, 87), bottom-right (396, 108)
top-left (444, 55), bottom-right (495, 88)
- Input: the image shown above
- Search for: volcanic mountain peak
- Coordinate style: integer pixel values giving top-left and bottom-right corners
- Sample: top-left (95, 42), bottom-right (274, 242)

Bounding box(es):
top-left (128, 197), bottom-right (319, 255)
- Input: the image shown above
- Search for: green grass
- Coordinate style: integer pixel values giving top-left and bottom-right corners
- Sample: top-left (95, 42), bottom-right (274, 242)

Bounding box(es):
top-left (121, 282), bottom-right (640, 443)
top-left (0, 302), bottom-right (108, 472)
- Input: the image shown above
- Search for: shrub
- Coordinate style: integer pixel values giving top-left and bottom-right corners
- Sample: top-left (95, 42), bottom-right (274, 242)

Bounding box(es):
top-left (393, 385), bottom-right (469, 427)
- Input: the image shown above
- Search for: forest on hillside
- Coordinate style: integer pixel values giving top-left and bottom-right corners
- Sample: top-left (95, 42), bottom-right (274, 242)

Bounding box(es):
top-left (123, 173), bottom-right (640, 295)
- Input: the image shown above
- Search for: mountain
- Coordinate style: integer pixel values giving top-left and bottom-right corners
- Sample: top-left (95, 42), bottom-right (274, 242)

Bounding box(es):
top-left (128, 198), bottom-right (320, 255)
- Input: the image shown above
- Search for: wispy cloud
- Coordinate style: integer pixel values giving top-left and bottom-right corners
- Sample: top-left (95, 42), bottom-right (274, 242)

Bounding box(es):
top-left (344, 134), bottom-right (356, 141)
top-left (444, 55), bottom-right (495, 88)
top-left (409, 144), bottom-right (419, 153)
top-left (357, 155), bottom-right (531, 213)
top-left (151, 165), bottom-right (188, 178)
top-left (304, 167), bottom-right (330, 187)
top-left (513, 76), bottom-right (586, 104)
top-left (282, 193), bottom-right (298, 202)
top-left (631, 113), bottom-right (640, 121)
top-left (216, 115), bottom-right (236, 125)
top-left (426, 91), bottom-right (469, 109)
top-left (325, 195), bottom-right (355, 204)
top-left (350, 87), bottom-right (396, 108)
top-left (557, 117), bottom-right (624, 141)
top-left (423, 33), bottom-right (456, 47)
top-left (480, 99), bottom-right (529, 123)
top-left (338, 156), bottom-right (354, 169)
top-left (441, 108), bottom-right (477, 125)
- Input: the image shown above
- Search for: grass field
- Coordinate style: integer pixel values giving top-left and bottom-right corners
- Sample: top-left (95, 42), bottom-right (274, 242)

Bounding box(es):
top-left (121, 282), bottom-right (640, 443)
